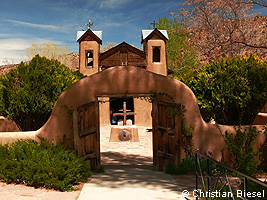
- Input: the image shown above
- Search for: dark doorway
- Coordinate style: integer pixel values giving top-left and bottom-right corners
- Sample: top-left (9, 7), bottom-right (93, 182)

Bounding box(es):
top-left (110, 97), bottom-right (134, 125)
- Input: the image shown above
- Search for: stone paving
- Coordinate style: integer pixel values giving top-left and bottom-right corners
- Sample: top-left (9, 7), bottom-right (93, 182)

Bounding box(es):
top-left (100, 126), bottom-right (153, 157)
top-left (78, 126), bottom-right (184, 200)
top-left (0, 182), bottom-right (81, 200)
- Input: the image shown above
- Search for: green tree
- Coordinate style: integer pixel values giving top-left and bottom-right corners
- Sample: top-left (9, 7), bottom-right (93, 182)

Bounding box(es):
top-left (0, 55), bottom-right (84, 131)
top-left (182, 55), bottom-right (267, 125)
top-left (150, 17), bottom-right (199, 78)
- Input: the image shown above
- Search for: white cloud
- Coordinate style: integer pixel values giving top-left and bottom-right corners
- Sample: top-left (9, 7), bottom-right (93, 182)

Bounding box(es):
top-left (100, 21), bottom-right (122, 28)
top-left (0, 38), bottom-right (61, 65)
top-left (6, 19), bottom-right (59, 31)
top-left (0, 33), bottom-right (15, 38)
top-left (100, 0), bottom-right (131, 9)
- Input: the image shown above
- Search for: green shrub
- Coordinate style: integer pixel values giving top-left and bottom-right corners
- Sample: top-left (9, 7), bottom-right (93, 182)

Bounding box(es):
top-left (181, 55), bottom-right (267, 125)
top-left (96, 165), bottom-right (106, 173)
top-left (165, 156), bottom-right (201, 175)
top-left (224, 126), bottom-right (260, 176)
top-left (0, 138), bottom-right (91, 191)
top-left (165, 150), bottom-right (216, 175)
top-left (0, 55), bottom-right (84, 130)
top-left (165, 155), bottom-right (204, 175)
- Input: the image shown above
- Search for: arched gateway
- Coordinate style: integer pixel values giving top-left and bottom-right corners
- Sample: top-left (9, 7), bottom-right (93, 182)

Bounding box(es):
top-left (36, 66), bottom-right (202, 170)
top-left (34, 66), bottom-right (266, 170)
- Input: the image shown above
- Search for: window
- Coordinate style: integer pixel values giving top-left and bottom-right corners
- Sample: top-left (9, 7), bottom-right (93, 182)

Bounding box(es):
top-left (153, 47), bottom-right (160, 63)
top-left (86, 50), bottom-right (93, 68)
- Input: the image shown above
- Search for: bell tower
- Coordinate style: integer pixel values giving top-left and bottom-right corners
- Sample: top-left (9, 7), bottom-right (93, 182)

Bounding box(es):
top-left (141, 28), bottom-right (168, 76)
top-left (77, 22), bottom-right (102, 76)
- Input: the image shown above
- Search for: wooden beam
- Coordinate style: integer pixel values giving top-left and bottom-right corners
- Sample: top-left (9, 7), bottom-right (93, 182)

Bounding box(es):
top-left (83, 152), bottom-right (97, 160)
top-left (152, 99), bottom-right (159, 171)
top-left (78, 127), bottom-right (96, 137)
top-left (73, 108), bottom-right (81, 156)
top-left (157, 150), bottom-right (175, 158)
top-left (95, 100), bottom-right (101, 169)
top-left (96, 94), bottom-right (151, 98)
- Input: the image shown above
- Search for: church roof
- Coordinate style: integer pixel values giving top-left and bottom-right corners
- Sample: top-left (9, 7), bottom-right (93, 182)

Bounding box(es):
top-left (100, 41), bottom-right (145, 58)
top-left (141, 29), bottom-right (168, 43)
top-left (100, 41), bottom-right (146, 67)
top-left (76, 29), bottom-right (102, 43)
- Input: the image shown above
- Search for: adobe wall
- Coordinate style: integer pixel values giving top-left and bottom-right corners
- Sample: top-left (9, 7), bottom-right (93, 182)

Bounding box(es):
top-left (253, 113), bottom-right (267, 125)
top-left (79, 40), bottom-right (100, 76)
top-left (146, 40), bottom-right (167, 76)
top-left (98, 97), bottom-right (110, 126)
top-left (0, 131), bottom-right (36, 145)
top-left (0, 116), bottom-right (20, 132)
top-left (34, 66), bottom-right (265, 163)
top-left (134, 98), bottom-right (152, 126)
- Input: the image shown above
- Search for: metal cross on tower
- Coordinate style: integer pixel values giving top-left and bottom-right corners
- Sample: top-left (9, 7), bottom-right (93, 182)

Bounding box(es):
top-left (85, 20), bottom-right (94, 29)
top-left (150, 19), bottom-right (156, 29)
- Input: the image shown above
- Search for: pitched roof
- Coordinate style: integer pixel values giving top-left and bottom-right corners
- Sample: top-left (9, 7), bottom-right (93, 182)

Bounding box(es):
top-left (100, 41), bottom-right (146, 67)
top-left (141, 29), bottom-right (168, 43)
top-left (76, 29), bottom-right (102, 44)
top-left (100, 41), bottom-right (145, 59)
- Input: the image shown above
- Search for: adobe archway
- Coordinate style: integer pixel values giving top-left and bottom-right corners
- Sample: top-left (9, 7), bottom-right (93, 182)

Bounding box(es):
top-left (36, 66), bottom-right (266, 167)
top-left (36, 66), bottom-right (198, 144)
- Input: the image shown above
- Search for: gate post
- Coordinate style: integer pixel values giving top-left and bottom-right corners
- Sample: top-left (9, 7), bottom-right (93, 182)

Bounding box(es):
top-left (73, 108), bottom-right (81, 156)
top-left (152, 99), bottom-right (159, 171)
top-left (95, 100), bottom-right (101, 169)
top-left (175, 104), bottom-right (182, 166)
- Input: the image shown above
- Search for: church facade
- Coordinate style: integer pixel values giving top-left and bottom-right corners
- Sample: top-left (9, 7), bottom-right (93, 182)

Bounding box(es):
top-left (76, 28), bottom-right (169, 126)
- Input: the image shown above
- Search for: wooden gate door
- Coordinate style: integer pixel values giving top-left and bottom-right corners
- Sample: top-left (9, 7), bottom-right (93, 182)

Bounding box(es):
top-left (73, 101), bottom-right (100, 170)
top-left (152, 100), bottom-right (182, 171)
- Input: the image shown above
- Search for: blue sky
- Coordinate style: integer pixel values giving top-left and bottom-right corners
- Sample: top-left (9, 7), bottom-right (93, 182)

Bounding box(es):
top-left (0, 0), bottom-right (183, 65)
top-left (0, 0), bottom-right (266, 65)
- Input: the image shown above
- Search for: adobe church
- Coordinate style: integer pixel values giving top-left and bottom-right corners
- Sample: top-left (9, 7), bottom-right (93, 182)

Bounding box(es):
top-left (76, 25), bottom-right (169, 127)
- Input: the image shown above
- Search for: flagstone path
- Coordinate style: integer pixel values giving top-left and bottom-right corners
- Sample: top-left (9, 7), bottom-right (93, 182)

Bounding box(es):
top-left (78, 126), bottom-right (184, 200)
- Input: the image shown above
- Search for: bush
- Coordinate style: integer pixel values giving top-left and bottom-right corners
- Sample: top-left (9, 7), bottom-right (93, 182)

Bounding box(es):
top-left (181, 55), bottom-right (267, 125)
top-left (96, 165), bottom-right (106, 173)
top-left (0, 138), bottom-right (91, 191)
top-left (165, 156), bottom-right (196, 175)
top-left (0, 55), bottom-right (85, 130)
top-left (165, 150), bottom-right (216, 175)
top-left (224, 126), bottom-right (260, 176)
